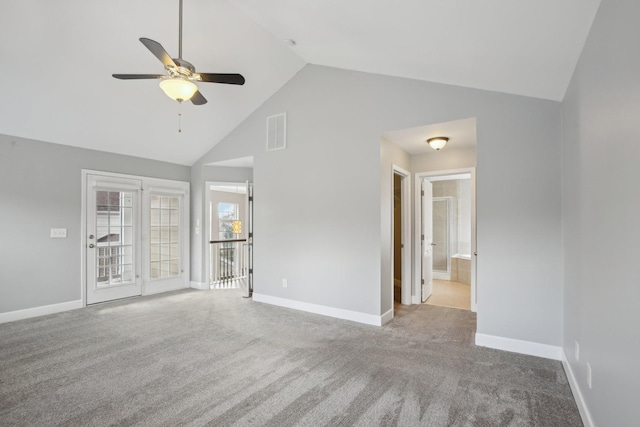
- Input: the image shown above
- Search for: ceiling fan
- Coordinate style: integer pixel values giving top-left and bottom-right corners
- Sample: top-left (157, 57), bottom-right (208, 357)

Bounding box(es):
top-left (112, 0), bottom-right (245, 105)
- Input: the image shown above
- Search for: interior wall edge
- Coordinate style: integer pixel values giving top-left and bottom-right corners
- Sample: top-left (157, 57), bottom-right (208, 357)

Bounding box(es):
top-left (562, 351), bottom-right (595, 427)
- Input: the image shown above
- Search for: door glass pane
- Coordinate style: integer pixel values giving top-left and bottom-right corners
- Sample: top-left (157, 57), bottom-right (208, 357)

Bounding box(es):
top-left (432, 199), bottom-right (449, 273)
top-left (150, 194), bottom-right (181, 280)
top-left (95, 190), bottom-right (136, 287)
top-left (121, 207), bottom-right (133, 226)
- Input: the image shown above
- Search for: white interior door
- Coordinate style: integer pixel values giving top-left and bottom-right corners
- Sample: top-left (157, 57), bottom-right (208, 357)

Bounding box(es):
top-left (422, 180), bottom-right (434, 302)
top-left (86, 175), bottom-right (142, 304)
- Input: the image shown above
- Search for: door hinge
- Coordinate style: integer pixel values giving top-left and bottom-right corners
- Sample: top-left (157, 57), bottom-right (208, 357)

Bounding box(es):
top-left (421, 234), bottom-right (424, 241)
top-left (249, 196), bottom-right (253, 202)
top-left (421, 190), bottom-right (424, 196)
top-left (421, 279), bottom-right (425, 285)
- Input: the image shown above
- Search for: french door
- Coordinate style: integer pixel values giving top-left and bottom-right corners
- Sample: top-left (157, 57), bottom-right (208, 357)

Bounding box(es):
top-left (86, 175), bottom-right (142, 304)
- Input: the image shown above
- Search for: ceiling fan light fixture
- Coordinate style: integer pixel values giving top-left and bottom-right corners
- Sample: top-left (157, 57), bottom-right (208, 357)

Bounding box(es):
top-left (427, 136), bottom-right (449, 151)
top-left (159, 78), bottom-right (198, 102)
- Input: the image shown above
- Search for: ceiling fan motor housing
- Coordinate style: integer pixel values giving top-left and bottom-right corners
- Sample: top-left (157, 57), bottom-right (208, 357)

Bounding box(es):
top-left (167, 58), bottom-right (196, 79)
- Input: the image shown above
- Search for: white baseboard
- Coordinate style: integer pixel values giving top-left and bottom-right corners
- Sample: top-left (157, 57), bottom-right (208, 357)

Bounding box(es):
top-left (252, 293), bottom-right (385, 326)
top-left (562, 350), bottom-right (595, 427)
top-left (145, 281), bottom-right (190, 296)
top-left (0, 300), bottom-right (83, 324)
top-left (380, 308), bottom-right (394, 325)
top-left (475, 333), bottom-right (563, 360)
top-left (190, 281), bottom-right (209, 290)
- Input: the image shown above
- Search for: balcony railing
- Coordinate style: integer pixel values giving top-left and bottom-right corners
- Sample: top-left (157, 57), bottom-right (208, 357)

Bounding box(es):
top-left (210, 239), bottom-right (248, 289)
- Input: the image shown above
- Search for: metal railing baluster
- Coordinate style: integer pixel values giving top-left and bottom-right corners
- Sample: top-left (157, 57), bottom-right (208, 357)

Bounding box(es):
top-left (209, 239), bottom-right (248, 289)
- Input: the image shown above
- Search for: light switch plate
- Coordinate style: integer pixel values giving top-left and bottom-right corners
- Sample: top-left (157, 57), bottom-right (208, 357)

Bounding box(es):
top-left (50, 228), bottom-right (68, 238)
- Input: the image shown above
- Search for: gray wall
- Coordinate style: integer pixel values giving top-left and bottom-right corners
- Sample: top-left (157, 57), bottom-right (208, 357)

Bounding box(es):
top-left (193, 64), bottom-right (563, 347)
top-left (0, 134), bottom-right (190, 313)
top-left (561, 0), bottom-right (640, 425)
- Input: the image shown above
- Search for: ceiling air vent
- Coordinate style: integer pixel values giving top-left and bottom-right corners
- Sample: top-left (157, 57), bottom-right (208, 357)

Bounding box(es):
top-left (266, 113), bottom-right (286, 151)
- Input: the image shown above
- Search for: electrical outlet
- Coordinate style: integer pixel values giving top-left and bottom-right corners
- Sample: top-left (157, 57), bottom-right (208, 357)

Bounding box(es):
top-left (50, 228), bottom-right (67, 238)
top-left (586, 363), bottom-right (592, 389)
top-left (575, 341), bottom-right (580, 362)
top-left (282, 279), bottom-right (287, 288)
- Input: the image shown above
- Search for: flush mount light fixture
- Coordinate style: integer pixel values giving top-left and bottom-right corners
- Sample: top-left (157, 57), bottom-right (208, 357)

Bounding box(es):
top-left (159, 78), bottom-right (198, 102)
top-left (427, 137), bottom-right (449, 151)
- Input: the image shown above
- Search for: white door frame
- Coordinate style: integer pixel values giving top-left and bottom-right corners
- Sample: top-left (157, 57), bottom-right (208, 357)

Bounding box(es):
top-left (204, 181), bottom-right (249, 289)
top-left (414, 168), bottom-right (477, 312)
top-left (391, 165), bottom-right (412, 309)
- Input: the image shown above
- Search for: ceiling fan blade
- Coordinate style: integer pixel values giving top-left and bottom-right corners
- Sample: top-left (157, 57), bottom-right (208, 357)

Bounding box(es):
top-left (139, 38), bottom-right (176, 68)
top-left (197, 73), bottom-right (245, 85)
top-left (112, 74), bottom-right (164, 80)
top-left (191, 90), bottom-right (208, 105)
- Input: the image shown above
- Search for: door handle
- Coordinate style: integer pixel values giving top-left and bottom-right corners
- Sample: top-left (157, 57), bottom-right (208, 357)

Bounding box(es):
top-left (88, 244), bottom-right (95, 248)
top-left (430, 243), bottom-right (436, 246)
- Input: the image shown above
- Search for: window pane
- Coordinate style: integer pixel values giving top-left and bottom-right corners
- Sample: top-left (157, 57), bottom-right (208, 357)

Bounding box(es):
top-left (151, 209), bottom-right (160, 226)
top-left (96, 191), bottom-right (109, 208)
top-left (121, 193), bottom-right (133, 207)
top-left (170, 261), bottom-right (179, 275)
top-left (150, 227), bottom-right (160, 242)
top-left (170, 243), bottom-right (179, 259)
top-left (170, 227), bottom-right (179, 242)
top-left (149, 195), bottom-right (182, 280)
top-left (151, 262), bottom-right (160, 279)
top-left (122, 227), bottom-right (133, 245)
top-left (170, 209), bottom-right (179, 226)
top-left (161, 210), bottom-right (170, 226)
top-left (150, 245), bottom-right (160, 261)
top-left (121, 207), bottom-right (133, 226)
top-left (151, 195), bottom-right (160, 208)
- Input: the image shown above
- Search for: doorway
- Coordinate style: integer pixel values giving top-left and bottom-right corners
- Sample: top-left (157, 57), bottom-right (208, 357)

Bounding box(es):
top-left (392, 166), bottom-right (411, 307)
top-left (205, 181), bottom-right (253, 297)
top-left (85, 174), bottom-right (142, 304)
top-left (82, 171), bottom-right (190, 305)
top-left (415, 169), bottom-right (476, 311)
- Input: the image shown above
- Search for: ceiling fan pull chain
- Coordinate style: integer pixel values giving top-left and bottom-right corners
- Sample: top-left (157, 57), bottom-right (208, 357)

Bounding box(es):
top-left (178, 102), bottom-right (182, 133)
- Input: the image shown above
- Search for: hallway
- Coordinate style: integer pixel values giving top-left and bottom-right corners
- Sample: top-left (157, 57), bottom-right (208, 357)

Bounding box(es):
top-left (425, 279), bottom-right (470, 310)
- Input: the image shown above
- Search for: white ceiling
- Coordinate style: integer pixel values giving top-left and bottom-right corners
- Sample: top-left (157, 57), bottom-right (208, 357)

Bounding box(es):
top-left (0, 0), bottom-right (600, 165)
top-left (383, 117), bottom-right (477, 156)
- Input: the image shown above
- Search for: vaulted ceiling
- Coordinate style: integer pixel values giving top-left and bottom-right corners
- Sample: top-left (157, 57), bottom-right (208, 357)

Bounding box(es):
top-left (0, 0), bottom-right (600, 165)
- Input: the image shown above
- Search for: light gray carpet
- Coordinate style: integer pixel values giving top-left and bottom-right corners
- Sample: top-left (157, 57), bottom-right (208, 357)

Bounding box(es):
top-left (0, 289), bottom-right (582, 426)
